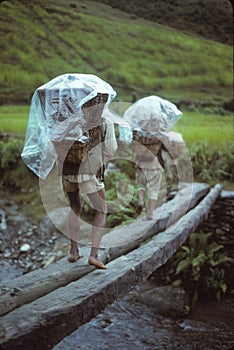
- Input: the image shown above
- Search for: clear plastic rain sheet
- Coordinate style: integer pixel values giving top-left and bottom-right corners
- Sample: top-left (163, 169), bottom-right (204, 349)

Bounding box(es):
top-left (119, 95), bottom-right (183, 143)
top-left (21, 74), bottom-right (117, 180)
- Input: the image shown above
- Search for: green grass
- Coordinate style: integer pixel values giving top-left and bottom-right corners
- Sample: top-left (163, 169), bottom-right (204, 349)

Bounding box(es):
top-left (173, 112), bottom-right (233, 148)
top-left (0, 105), bottom-right (29, 136)
top-left (96, 0), bottom-right (233, 46)
top-left (0, 106), bottom-right (233, 151)
top-left (0, 0), bottom-right (233, 104)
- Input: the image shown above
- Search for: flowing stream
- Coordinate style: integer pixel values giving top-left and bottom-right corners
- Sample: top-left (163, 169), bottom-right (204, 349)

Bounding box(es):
top-left (53, 281), bottom-right (234, 350)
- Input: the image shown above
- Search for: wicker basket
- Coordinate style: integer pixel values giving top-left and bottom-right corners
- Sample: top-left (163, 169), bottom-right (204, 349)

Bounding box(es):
top-left (53, 126), bottom-right (100, 163)
top-left (82, 93), bottom-right (108, 130)
top-left (133, 130), bottom-right (162, 156)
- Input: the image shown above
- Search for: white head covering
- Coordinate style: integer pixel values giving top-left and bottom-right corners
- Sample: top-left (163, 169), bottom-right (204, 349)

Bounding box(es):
top-left (21, 73), bottom-right (117, 179)
top-left (119, 95), bottom-right (182, 143)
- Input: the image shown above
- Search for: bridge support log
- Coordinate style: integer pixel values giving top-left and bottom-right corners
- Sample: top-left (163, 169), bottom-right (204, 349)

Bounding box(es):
top-left (0, 184), bottom-right (222, 350)
top-left (0, 183), bottom-right (209, 317)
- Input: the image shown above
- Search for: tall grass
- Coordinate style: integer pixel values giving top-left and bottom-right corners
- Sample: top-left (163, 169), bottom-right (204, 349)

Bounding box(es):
top-left (0, 106), bottom-right (29, 136)
top-left (1, 106), bottom-right (233, 147)
top-left (0, 0), bottom-right (232, 103)
top-left (174, 112), bottom-right (233, 148)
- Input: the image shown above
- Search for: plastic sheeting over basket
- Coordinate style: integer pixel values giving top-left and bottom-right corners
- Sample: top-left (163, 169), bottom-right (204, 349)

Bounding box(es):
top-left (21, 74), bottom-right (117, 180)
top-left (119, 95), bottom-right (183, 143)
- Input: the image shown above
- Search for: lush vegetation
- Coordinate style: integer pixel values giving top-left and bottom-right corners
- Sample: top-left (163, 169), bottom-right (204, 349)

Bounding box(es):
top-left (96, 0), bottom-right (233, 45)
top-left (0, 0), bottom-right (232, 105)
top-left (1, 0), bottom-right (233, 210)
top-left (1, 106), bottom-right (233, 141)
top-left (154, 231), bottom-right (234, 303)
top-left (0, 130), bottom-right (233, 226)
top-left (0, 105), bottom-right (29, 136)
top-left (175, 112), bottom-right (233, 147)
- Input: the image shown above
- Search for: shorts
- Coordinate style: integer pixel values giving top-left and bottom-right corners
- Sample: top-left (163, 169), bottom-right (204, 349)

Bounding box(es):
top-left (62, 174), bottom-right (105, 194)
top-left (136, 167), bottom-right (162, 200)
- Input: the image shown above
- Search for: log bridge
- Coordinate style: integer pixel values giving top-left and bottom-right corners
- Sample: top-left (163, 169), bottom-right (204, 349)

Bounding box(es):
top-left (0, 182), bottom-right (223, 350)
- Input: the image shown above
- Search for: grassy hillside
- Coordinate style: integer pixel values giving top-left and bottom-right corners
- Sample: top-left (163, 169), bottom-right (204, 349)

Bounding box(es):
top-left (96, 0), bottom-right (233, 45)
top-left (0, 0), bottom-right (233, 107)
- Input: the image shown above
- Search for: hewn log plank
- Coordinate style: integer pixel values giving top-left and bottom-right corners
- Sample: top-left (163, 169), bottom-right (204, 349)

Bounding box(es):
top-left (103, 182), bottom-right (210, 258)
top-left (0, 182), bottom-right (209, 317)
top-left (0, 184), bottom-right (222, 350)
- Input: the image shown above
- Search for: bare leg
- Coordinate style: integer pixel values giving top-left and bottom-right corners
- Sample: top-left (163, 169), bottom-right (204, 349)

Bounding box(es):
top-left (146, 198), bottom-right (160, 220)
top-left (87, 189), bottom-right (107, 269)
top-left (66, 190), bottom-right (83, 262)
top-left (146, 168), bottom-right (163, 220)
top-left (136, 189), bottom-right (145, 214)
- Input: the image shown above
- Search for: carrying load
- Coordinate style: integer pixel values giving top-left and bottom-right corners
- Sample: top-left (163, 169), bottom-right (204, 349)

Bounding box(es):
top-left (132, 129), bottom-right (162, 158)
top-left (51, 93), bottom-right (108, 165)
top-left (54, 124), bottom-right (103, 164)
top-left (21, 74), bottom-right (117, 179)
top-left (119, 95), bottom-right (183, 159)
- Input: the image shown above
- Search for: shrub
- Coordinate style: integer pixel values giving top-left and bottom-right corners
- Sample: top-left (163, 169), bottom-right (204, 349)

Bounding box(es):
top-left (0, 137), bottom-right (24, 170)
top-left (155, 232), bottom-right (233, 303)
top-left (80, 169), bottom-right (138, 227)
top-left (189, 141), bottom-right (234, 182)
top-left (105, 169), bottom-right (138, 227)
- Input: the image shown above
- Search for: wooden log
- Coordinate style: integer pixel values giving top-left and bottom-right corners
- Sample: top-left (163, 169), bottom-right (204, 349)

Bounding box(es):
top-left (0, 184), bottom-right (222, 350)
top-left (0, 182), bottom-right (209, 317)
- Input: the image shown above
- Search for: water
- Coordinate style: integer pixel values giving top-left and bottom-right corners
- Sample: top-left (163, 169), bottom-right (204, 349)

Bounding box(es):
top-left (0, 209), bottom-right (7, 230)
top-left (53, 286), bottom-right (234, 350)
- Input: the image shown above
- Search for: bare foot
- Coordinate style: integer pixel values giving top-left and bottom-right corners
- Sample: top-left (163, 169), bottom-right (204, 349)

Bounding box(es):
top-left (146, 211), bottom-right (153, 220)
top-left (68, 250), bottom-right (83, 263)
top-left (88, 256), bottom-right (106, 269)
top-left (142, 215), bottom-right (153, 221)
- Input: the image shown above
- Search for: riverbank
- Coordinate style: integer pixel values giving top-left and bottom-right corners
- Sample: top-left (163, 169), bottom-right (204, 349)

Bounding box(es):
top-left (0, 197), bottom-right (70, 282)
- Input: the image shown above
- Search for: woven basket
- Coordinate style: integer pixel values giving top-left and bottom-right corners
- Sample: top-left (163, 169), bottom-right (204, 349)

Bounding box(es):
top-left (82, 93), bottom-right (108, 130)
top-left (53, 126), bottom-right (100, 163)
top-left (133, 130), bottom-right (162, 156)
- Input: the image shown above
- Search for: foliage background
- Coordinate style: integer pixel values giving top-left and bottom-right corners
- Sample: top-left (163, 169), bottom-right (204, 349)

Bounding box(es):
top-left (0, 0), bottom-right (233, 218)
top-left (0, 0), bottom-right (233, 105)
top-left (0, 0), bottom-right (233, 299)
